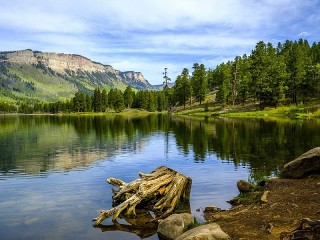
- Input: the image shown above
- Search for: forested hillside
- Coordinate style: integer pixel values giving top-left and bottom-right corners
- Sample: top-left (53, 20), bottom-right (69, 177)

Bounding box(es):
top-left (172, 38), bottom-right (320, 110)
top-left (0, 50), bottom-right (153, 104)
top-left (1, 39), bottom-right (320, 114)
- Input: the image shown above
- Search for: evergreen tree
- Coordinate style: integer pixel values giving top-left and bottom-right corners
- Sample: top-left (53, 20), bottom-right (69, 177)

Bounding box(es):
top-left (237, 54), bottom-right (252, 104)
top-left (147, 91), bottom-right (158, 112)
top-left (191, 63), bottom-right (207, 105)
top-left (250, 41), bottom-right (287, 108)
top-left (101, 89), bottom-right (108, 111)
top-left (215, 62), bottom-right (232, 104)
top-left (73, 92), bottom-right (86, 112)
top-left (112, 89), bottom-right (125, 112)
top-left (286, 40), bottom-right (312, 104)
top-left (123, 86), bottom-right (135, 108)
top-left (86, 95), bottom-right (92, 112)
top-left (93, 88), bottom-right (102, 112)
top-left (173, 68), bottom-right (191, 109)
top-left (157, 90), bottom-right (166, 111)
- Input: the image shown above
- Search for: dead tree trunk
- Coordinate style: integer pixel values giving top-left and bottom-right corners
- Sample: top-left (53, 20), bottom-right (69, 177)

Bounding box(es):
top-left (92, 166), bottom-right (192, 226)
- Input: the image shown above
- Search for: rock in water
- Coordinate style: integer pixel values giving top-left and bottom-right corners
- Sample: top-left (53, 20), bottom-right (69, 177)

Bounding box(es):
top-left (175, 223), bottom-right (230, 240)
top-left (237, 180), bottom-right (254, 193)
top-left (157, 213), bottom-right (194, 240)
top-left (281, 147), bottom-right (320, 178)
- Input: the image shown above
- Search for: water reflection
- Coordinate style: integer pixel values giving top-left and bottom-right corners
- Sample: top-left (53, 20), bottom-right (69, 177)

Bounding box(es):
top-left (1, 115), bottom-right (320, 179)
top-left (94, 210), bottom-right (158, 239)
top-left (170, 116), bottom-right (320, 179)
top-left (1, 115), bottom-right (320, 240)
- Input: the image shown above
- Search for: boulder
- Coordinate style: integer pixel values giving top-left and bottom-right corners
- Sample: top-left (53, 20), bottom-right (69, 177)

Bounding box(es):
top-left (281, 147), bottom-right (320, 178)
top-left (204, 205), bottom-right (220, 212)
top-left (157, 213), bottom-right (194, 240)
top-left (260, 190), bottom-right (270, 203)
top-left (175, 223), bottom-right (230, 240)
top-left (237, 180), bottom-right (254, 193)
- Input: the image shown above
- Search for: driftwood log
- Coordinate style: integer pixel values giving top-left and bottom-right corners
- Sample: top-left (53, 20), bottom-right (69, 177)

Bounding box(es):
top-left (92, 166), bottom-right (192, 226)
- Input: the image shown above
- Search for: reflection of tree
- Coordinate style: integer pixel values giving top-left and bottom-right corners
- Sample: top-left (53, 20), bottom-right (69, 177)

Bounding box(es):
top-left (173, 118), bottom-right (192, 156)
top-left (170, 116), bottom-right (320, 180)
top-left (192, 122), bottom-right (208, 161)
top-left (0, 114), bottom-right (169, 174)
top-left (94, 210), bottom-right (158, 239)
top-left (2, 115), bottom-right (320, 181)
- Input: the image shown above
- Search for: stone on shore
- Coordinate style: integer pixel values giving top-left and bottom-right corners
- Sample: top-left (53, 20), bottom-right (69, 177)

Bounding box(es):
top-left (281, 147), bottom-right (320, 178)
top-left (157, 213), bottom-right (194, 240)
top-left (237, 180), bottom-right (254, 193)
top-left (175, 223), bottom-right (230, 240)
top-left (204, 205), bottom-right (220, 212)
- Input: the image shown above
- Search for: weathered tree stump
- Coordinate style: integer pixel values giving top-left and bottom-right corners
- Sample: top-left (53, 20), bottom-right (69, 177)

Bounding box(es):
top-left (92, 166), bottom-right (192, 226)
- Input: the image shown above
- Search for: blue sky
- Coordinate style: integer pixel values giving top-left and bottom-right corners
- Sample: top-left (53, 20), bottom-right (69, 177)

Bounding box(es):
top-left (1, 0), bottom-right (320, 85)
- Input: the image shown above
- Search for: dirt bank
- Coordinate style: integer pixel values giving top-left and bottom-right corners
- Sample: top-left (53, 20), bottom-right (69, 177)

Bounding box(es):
top-left (205, 176), bottom-right (320, 239)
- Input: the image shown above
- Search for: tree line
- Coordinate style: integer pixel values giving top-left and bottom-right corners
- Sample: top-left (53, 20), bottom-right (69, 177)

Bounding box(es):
top-left (2, 38), bottom-right (320, 114)
top-left (212, 39), bottom-right (320, 107)
top-left (172, 38), bottom-right (320, 109)
top-left (10, 86), bottom-right (172, 114)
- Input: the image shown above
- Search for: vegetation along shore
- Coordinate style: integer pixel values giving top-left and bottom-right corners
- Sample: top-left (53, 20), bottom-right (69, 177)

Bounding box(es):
top-left (1, 38), bottom-right (320, 118)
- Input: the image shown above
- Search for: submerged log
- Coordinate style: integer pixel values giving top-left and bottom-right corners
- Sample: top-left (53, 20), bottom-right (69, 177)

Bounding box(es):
top-left (92, 166), bottom-right (192, 226)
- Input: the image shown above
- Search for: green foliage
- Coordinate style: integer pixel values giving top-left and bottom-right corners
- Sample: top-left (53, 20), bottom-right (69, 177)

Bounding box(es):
top-left (2, 38), bottom-right (320, 114)
top-left (93, 88), bottom-right (103, 112)
top-left (214, 62), bottom-right (232, 104)
top-left (203, 102), bottom-right (209, 112)
top-left (191, 63), bottom-right (207, 105)
top-left (108, 89), bottom-right (125, 112)
top-left (186, 217), bottom-right (202, 230)
top-left (73, 92), bottom-right (87, 112)
top-left (0, 102), bottom-right (17, 113)
top-left (18, 103), bottom-right (34, 114)
top-left (206, 38), bottom-right (320, 108)
top-left (123, 86), bottom-right (135, 108)
top-left (173, 68), bottom-right (192, 109)
top-left (250, 41), bottom-right (287, 108)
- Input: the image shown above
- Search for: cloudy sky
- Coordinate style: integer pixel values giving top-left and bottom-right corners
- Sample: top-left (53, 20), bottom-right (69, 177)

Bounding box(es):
top-left (1, 0), bottom-right (320, 85)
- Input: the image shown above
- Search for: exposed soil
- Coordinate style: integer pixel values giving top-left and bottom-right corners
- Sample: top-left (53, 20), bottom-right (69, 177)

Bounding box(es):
top-left (205, 176), bottom-right (320, 239)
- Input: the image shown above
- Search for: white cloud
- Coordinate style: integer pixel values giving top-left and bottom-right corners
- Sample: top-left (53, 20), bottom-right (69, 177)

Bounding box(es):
top-left (298, 32), bottom-right (311, 37)
top-left (0, 0), bottom-right (319, 84)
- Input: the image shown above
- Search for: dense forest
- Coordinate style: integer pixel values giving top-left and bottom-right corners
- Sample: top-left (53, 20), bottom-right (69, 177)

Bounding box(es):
top-left (1, 38), bottom-right (320, 114)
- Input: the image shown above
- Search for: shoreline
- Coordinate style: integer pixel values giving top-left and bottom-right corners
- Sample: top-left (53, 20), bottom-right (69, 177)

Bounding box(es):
top-left (204, 175), bottom-right (320, 239)
top-left (172, 102), bottom-right (320, 120)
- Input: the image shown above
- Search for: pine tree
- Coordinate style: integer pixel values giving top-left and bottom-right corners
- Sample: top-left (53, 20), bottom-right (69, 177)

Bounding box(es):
top-left (124, 86), bottom-right (135, 108)
top-left (93, 88), bottom-right (102, 112)
top-left (191, 63), bottom-right (207, 105)
top-left (173, 68), bottom-right (191, 109)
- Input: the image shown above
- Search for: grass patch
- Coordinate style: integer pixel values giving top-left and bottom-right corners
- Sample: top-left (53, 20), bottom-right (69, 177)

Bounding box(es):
top-left (228, 178), bottom-right (269, 206)
top-left (176, 102), bottom-right (320, 120)
top-left (186, 217), bottom-right (203, 230)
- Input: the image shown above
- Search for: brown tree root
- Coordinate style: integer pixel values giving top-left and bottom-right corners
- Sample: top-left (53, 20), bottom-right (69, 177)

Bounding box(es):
top-left (280, 218), bottom-right (320, 240)
top-left (92, 166), bottom-right (192, 226)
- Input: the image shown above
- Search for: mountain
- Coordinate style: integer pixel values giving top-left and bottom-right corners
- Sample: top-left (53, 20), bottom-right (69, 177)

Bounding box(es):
top-left (153, 82), bottom-right (175, 90)
top-left (0, 49), bottom-right (154, 103)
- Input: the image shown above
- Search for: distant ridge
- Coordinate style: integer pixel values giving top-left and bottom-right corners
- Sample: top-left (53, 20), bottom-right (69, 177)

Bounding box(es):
top-left (0, 49), bottom-right (155, 103)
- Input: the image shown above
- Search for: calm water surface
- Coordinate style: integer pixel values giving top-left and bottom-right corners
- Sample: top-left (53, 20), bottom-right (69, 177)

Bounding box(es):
top-left (1, 115), bottom-right (320, 239)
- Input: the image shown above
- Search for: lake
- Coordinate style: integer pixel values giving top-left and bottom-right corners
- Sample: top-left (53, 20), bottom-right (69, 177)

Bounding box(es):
top-left (1, 114), bottom-right (320, 239)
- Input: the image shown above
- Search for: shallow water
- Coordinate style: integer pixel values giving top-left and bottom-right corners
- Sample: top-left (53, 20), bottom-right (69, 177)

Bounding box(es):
top-left (1, 115), bottom-right (320, 239)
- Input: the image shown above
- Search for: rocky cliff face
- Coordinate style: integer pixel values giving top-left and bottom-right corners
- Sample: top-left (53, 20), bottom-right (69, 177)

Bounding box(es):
top-left (0, 49), bottom-right (153, 89)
